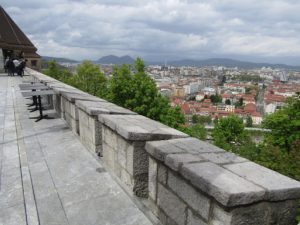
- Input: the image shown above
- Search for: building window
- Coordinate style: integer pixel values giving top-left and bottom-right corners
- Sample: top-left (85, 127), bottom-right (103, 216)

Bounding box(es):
top-left (31, 60), bottom-right (37, 67)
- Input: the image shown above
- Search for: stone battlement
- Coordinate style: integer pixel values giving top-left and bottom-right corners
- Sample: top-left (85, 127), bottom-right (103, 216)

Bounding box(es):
top-left (26, 67), bottom-right (300, 225)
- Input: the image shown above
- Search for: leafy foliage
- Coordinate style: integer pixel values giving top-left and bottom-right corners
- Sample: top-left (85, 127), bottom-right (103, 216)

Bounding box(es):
top-left (72, 61), bottom-right (107, 97)
top-left (246, 116), bottom-right (253, 127)
top-left (191, 115), bottom-right (212, 125)
top-left (209, 94), bottom-right (222, 103)
top-left (225, 99), bottom-right (231, 105)
top-left (179, 124), bottom-right (207, 140)
top-left (212, 115), bottom-right (248, 151)
top-left (263, 94), bottom-right (300, 152)
top-left (43, 60), bottom-right (72, 82)
top-left (71, 57), bottom-right (185, 129)
top-left (234, 97), bottom-right (244, 107)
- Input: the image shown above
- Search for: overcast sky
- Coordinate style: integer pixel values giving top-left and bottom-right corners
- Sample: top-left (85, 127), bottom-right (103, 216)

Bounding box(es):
top-left (2, 0), bottom-right (300, 65)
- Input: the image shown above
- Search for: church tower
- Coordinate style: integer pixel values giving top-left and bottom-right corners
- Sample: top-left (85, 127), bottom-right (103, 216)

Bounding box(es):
top-left (0, 6), bottom-right (41, 71)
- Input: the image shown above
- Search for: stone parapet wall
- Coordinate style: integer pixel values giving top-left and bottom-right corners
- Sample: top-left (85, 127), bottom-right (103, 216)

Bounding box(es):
top-left (60, 92), bottom-right (102, 134)
top-left (146, 138), bottom-right (300, 225)
top-left (26, 68), bottom-right (300, 225)
top-left (76, 100), bottom-right (136, 155)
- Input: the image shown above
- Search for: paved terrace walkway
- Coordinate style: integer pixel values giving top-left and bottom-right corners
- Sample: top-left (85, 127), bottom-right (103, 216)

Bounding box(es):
top-left (0, 73), bottom-right (154, 225)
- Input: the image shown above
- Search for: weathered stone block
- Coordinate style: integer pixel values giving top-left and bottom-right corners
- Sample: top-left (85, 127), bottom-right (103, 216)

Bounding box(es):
top-left (211, 202), bottom-right (271, 225)
top-left (133, 173), bottom-right (148, 198)
top-left (224, 162), bottom-right (300, 201)
top-left (64, 113), bottom-right (78, 134)
top-left (157, 163), bottom-right (167, 185)
top-left (181, 162), bottom-right (265, 207)
top-left (132, 144), bottom-right (148, 176)
top-left (165, 153), bottom-right (205, 171)
top-left (116, 143), bottom-right (126, 169)
top-left (169, 137), bottom-right (225, 154)
top-left (99, 114), bottom-right (188, 141)
top-left (187, 209), bottom-right (208, 225)
top-left (76, 100), bottom-right (134, 116)
top-left (148, 197), bottom-right (159, 217)
top-left (145, 140), bottom-right (186, 162)
top-left (148, 157), bottom-right (157, 201)
top-left (168, 171), bottom-right (211, 220)
top-left (102, 126), bottom-right (118, 150)
top-left (114, 161), bottom-right (122, 178)
top-left (200, 152), bottom-right (248, 165)
top-left (126, 144), bottom-right (134, 176)
top-left (102, 142), bottom-right (115, 171)
top-left (120, 168), bottom-right (133, 187)
top-left (69, 102), bottom-right (77, 119)
top-left (157, 184), bottom-right (187, 225)
top-left (269, 200), bottom-right (298, 225)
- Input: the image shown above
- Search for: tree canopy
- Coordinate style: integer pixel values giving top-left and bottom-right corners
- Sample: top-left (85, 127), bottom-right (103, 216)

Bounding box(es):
top-left (107, 58), bottom-right (185, 128)
top-left (212, 115), bottom-right (247, 150)
top-left (263, 93), bottom-right (300, 152)
top-left (72, 61), bottom-right (107, 97)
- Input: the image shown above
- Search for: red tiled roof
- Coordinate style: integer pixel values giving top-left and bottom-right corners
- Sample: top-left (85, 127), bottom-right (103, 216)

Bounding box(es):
top-left (244, 103), bottom-right (256, 112)
top-left (181, 103), bottom-right (191, 115)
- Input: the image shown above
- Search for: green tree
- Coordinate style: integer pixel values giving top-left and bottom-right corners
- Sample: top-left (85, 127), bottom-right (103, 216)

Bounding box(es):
top-left (179, 124), bottom-right (207, 140)
top-left (107, 64), bottom-right (133, 105)
top-left (107, 58), bottom-right (185, 129)
top-left (225, 99), bottom-right (231, 105)
top-left (212, 115), bottom-right (247, 151)
top-left (234, 97), bottom-right (244, 108)
top-left (43, 60), bottom-right (60, 79)
top-left (43, 60), bottom-right (73, 82)
top-left (262, 94), bottom-right (300, 152)
top-left (192, 115), bottom-right (212, 124)
top-left (246, 116), bottom-right (253, 127)
top-left (72, 61), bottom-right (107, 97)
top-left (210, 94), bottom-right (222, 103)
top-left (160, 105), bottom-right (185, 129)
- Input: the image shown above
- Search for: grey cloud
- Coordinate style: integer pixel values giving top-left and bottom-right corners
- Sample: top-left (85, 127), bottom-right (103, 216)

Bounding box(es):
top-left (1, 0), bottom-right (300, 64)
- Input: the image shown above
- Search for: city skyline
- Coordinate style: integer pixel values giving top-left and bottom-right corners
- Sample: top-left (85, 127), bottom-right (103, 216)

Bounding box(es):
top-left (2, 0), bottom-right (300, 65)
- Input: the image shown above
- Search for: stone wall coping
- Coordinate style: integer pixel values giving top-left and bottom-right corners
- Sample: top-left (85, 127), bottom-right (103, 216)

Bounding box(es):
top-left (145, 138), bottom-right (300, 207)
top-left (99, 114), bottom-right (188, 141)
top-left (47, 82), bottom-right (77, 90)
top-left (76, 100), bottom-right (136, 116)
top-left (26, 68), bottom-right (59, 84)
top-left (52, 87), bottom-right (82, 95)
top-left (61, 92), bottom-right (103, 103)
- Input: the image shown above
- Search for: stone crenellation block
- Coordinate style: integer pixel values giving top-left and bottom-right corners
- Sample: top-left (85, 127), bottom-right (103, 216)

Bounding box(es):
top-left (100, 114), bottom-right (188, 197)
top-left (76, 100), bottom-right (136, 155)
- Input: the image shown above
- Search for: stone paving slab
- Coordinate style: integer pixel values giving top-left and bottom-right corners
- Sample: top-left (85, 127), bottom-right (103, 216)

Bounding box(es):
top-left (0, 74), bottom-right (153, 225)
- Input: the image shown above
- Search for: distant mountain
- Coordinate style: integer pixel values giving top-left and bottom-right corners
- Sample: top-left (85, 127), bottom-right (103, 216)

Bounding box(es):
top-left (96, 55), bottom-right (135, 65)
top-left (42, 56), bottom-right (79, 63)
top-left (161, 58), bottom-right (300, 70)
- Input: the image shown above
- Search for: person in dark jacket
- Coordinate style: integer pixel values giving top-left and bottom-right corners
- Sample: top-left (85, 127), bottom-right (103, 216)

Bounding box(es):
top-left (17, 59), bottom-right (26, 77)
top-left (6, 58), bottom-right (15, 76)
